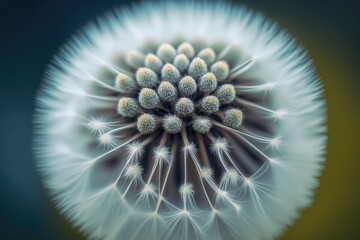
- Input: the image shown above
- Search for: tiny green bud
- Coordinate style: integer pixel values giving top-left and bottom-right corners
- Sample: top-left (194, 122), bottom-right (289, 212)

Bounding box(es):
top-left (197, 48), bottom-right (216, 65)
top-left (177, 42), bottom-right (195, 59)
top-left (126, 50), bottom-right (145, 69)
top-left (136, 68), bottom-right (159, 88)
top-left (157, 81), bottom-right (177, 102)
top-left (145, 54), bottom-right (163, 73)
top-left (173, 54), bottom-right (189, 72)
top-left (200, 96), bottom-right (220, 113)
top-left (178, 76), bottom-right (197, 96)
top-left (115, 73), bottom-right (136, 92)
top-left (157, 43), bottom-right (176, 63)
top-left (163, 115), bottom-right (182, 134)
top-left (199, 72), bottom-right (217, 92)
top-left (216, 84), bottom-right (236, 104)
top-left (192, 117), bottom-right (212, 134)
top-left (117, 97), bottom-right (138, 117)
top-left (139, 88), bottom-right (160, 109)
top-left (175, 98), bottom-right (194, 116)
top-left (211, 61), bottom-right (229, 81)
top-left (223, 109), bottom-right (243, 128)
top-left (161, 63), bottom-right (181, 84)
top-left (137, 114), bottom-right (157, 134)
top-left (188, 57), bottom-right (207, 79)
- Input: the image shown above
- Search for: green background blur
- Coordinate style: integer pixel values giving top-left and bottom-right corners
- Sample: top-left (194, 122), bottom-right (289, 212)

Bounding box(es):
top-left (0, 0), bottom-right (359, 239)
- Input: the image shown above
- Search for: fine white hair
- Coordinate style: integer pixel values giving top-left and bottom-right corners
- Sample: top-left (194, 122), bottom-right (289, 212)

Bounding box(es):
top-left (34, 1), bottom-right (326, 240)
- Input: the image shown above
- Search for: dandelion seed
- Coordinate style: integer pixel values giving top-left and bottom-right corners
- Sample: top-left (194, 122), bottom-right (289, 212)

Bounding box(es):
top-left (34, 1), bottom-right (327, 240)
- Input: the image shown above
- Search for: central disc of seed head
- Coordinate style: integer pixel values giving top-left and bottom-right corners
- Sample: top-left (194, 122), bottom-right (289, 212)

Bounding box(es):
top-left (111, 41), bottom-right (254, 209)
top-left (116, 42), bottom-right (242, 137)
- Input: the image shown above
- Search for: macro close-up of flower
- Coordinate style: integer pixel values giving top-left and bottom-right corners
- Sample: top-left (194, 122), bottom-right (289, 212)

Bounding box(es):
top-left (33, 1), bottom-right (326, 239)
top-left (1, 0), bottom-right (359, 239)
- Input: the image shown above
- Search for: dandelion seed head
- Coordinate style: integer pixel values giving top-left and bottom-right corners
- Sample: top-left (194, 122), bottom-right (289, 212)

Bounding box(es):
top-left (34, 1), bottom-right (327, 240)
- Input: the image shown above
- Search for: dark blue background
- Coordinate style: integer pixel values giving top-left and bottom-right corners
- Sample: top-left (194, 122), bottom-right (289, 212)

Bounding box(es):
top-left (0, 0), bottom-right (359, 239)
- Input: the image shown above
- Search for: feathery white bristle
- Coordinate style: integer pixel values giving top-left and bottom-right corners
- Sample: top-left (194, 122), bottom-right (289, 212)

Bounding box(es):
top-left (34, 1), bottom-right (327, 240)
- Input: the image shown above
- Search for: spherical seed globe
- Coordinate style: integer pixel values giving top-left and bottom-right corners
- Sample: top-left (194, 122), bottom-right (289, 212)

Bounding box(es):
top-left (34, 1), bottom-right (327, 240)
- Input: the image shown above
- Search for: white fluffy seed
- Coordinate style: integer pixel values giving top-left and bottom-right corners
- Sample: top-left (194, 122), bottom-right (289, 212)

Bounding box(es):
top-left (223, 108), bottom-right (243, 128)
top-left (115, 73), bottom-right (136, 92)
top-left (157, 43), bottom-right (176, 63)
top-left (198, 48), bottom-right (216, 65)
top-left (137, 114), bottom-right (156, 134)
top-left (117, 97), bottom-right (138, 117)
top-left (188, 57), bottom-right (207, 80)
top-left (175, 98), bottom-right (194, 115)
top-left (136, 68), bottom-right (159, 88)
top-left (192, 117), bottom-right (212, 134)
top-left (173, 54), bottom-right (190, 72)
top-left (161, 63), bottom-right (181, 84)
top-left (199, 72), bottom-right (217, 92)
top-left (211, 61), bottom-right (229, 81)
top-left (163, 115), bottom-right (182, 134)
top-left (157, 81), bottom-right (177, 102)
top-left (178, 76), bottom-right (197, 96)
top-left (177, 42), bottom-right (195, 59)
top-left (145, 54), bottom-right (163, 73)
top-left (138, 88), bottom-right (160, 109)
top-left (216, 84), bottom-right (236, 104)
top-left (200, 96), bottom-right (220, 113)
top-left (126, 50), bottom-right (145, 69)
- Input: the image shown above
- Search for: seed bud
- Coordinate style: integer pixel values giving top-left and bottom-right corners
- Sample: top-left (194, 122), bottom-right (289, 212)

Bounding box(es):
top-left (198, 48), bottom-right (216, 65)
top-left (188, 57), bottom-right (207, 80)
top-left (163, 115), bottom-right (182, 134)
top-left (117, 97), bottom-right (138, 117)
top-left (115, 73), bottom-right (136, 92)
top-left (157, 81), bottom-right (177, 102)
top-left (139, 88), bottom-right (160, 109)
top-left (211, 61), bottom-right (229, 81)
top-left (157, 43), bottom-right (176, 63)
top-left (223, 109), bottom-right (243, 128)
top-left (216, 84), bottom-right (236, 104)
top-left (137, 114), bottom-right (157, 134)
top-left (178, 76), bottom-right (197, 96)
top-left (175, 98), bottom-right (194, 116)
top-left (161, 63), bottom-right (181, 84)
top-left (200, 96), bottom-right (220, 113)
top-left (177, 42), bottom-right (195, 59)
top-left (136, 68), bottom-right (159, 88)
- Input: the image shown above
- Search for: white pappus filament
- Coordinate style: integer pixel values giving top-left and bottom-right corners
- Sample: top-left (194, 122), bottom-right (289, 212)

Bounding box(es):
top-left (34, 1), bottom-right (327, 240)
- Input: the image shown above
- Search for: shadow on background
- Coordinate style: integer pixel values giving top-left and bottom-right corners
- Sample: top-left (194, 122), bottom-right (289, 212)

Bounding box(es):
top-left (0, 0), bottom-right (359, 239)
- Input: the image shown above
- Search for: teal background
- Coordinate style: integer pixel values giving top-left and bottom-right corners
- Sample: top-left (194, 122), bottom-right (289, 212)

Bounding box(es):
top-left (0, 0), bottom-right (359, 239)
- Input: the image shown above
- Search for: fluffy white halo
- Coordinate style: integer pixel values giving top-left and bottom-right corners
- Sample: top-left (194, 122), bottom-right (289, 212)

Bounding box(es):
top-left (34, 1), bottom-right (327, 240)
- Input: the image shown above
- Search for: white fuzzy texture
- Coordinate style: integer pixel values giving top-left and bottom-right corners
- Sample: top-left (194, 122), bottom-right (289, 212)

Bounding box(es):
top-left (34, 1), bottom-right (327, 240)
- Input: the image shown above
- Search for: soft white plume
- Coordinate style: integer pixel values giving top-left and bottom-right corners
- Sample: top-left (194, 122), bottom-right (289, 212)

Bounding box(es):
top-left (34, 1), bottom-right (327, 240)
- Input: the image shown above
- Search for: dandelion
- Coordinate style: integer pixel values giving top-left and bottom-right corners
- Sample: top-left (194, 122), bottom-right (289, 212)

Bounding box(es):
top-left (34, 1), bottom-right (327, 240)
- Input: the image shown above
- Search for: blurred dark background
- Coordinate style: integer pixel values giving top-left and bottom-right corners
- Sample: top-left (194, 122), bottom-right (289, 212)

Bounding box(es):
top-left (0, 0), bottom-right (359, 239)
